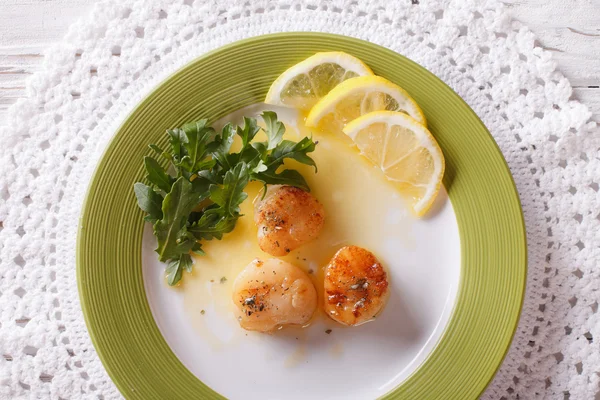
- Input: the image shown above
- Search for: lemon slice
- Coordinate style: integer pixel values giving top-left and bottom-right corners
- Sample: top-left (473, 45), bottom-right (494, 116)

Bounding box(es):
top-left (265, 52), bottom-right (374, 111)
top-left (343, 111), bottom-right (444, 216)
top-left (305, 76), bottom-right (426, 133)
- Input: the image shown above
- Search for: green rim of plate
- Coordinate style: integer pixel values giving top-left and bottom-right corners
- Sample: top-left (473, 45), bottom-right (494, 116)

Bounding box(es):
top-left (77, 32), bottom-right (526, 400)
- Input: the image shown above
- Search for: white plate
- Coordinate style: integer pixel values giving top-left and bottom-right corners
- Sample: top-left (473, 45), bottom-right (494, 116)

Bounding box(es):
top-left (142, 105), bottom-right (461, 400)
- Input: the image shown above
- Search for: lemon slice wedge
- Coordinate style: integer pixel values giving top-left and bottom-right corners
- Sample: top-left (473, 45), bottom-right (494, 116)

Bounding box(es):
top-left (265, 52), bottom-right (373, 111)
top-left (343, 111), bottom-right (444, 216)
top-left (305, 76), bottom-right (426, 133)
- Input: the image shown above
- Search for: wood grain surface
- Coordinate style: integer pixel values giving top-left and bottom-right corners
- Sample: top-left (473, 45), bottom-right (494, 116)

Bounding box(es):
top-left (0, 0), bottom-right (598, 125)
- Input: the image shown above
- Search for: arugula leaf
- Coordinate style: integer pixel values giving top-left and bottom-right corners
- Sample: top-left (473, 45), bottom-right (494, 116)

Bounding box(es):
top-left (238, 145), bottom-right (262, 167)
top-left (262, 111), bottom-right (285, 150)
top-left (267, 137), bottom-right (317, 171)
top-left (251, 141), bottom-right (268, 156)
top-left (209, 162), bottom-right (249, 217)
top-left (254, 167), bottom-right (310, 192)
top-left (134, 112), bottom-right (319, 286)
top-left (189, 211), bottom-right (238, 241)
top-left (165, 259), bottom-right (183, 286)
top-left (252, 160), bottom-right (268, 173)
top-left (144, 156), bottom-right (173, 193)
top-left (195, 159), bottom-right (217, 171)
top-left (180, 253), bottom-right (194, 273)
top-left (197, 168), bottom-right (223, 185)
top-left (165, 253), bottom-right (193, 285)
top-left (182, 119), bottom-right (215, 172)
top-left (149, 144), bottom-right (165, 155)
top-left (190, 176), bottom-right (212, 198)
top-left (191, 242), bottom-right (205, 256)
top-left (211, 123), bottom-right (236, 169)
top-left (182, 119), bottom-right (209, 136)
top-left (237, 117), bottom-right (260, 148)
top-left (167, 128), bottom-right (188, 166)
top-left (154, 177), bottom-right (201, 261)
top-left (133, 183), bottom-right (164, 222)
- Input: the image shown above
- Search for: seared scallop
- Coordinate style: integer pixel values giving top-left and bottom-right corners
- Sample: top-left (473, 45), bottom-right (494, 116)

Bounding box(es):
top-left (232, 258), bottom-right (318, 332)
top-left (324, 245), bottom-right (389, 326)
top-left (254, 185), bottom-right (325, 256)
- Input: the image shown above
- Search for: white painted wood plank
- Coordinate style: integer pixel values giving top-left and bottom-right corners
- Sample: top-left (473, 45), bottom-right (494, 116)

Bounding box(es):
top-left (0, 45), bottom-right (46, 120)
top-left (502, 0), bottom-right (600, 87)
top-left (0, 0), bottom-right (95, 47)
top-left (0, 0), bottom-right (96, 123)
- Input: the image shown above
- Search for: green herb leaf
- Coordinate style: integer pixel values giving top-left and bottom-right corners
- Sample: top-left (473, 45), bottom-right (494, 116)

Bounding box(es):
top-left (165, 261), bottom-right (181, 286)
top-left (238, 145), bottom-right (262, 167)
top-left (191, 242), bottom-right (205, 256)
top-left (154, 177), bottom-right (201, 261)
top-left (261, 111), bottom-right (285, 150)
top-left (237, 117), bottom-right (260, 148)
top-left (189, 212), bottom-right (238, 240)
top-left (144, 156), bottom-right (173, 193)
top-left (149, 144), bottom-right (165, 155)
top-left (133, 183), bottom-right (164, 222)
top-left (167, 128), bottom-right (188, 166)
top-left (252, 160), bottom-right (268, 173)
top-left (182, 119), bottom-right (215, 171)
top-left (190, 176), bottom-right (212, 198)
top-left (254, 167), bottom-right (310, 191)
top-left (209, 162), bottom-right (249, 217)
top-left (195, 159), bottom-right (217, 172)
top-left (268, 137), bottom-right (317, 171)
top-left (211, 123), bottom-right (236, 169)
top-left (134, 112), bottom-right (318, 285)
top-left (251, 141), bottom-right (268, 156)
top-left (149, 144), bottom-right (173, 164)
top-left (180, 253), bottom-right (194, 273)
top-left (165, 251), bottom-right (195, 286)
top-left (182, 119), bottom-right (209, 136)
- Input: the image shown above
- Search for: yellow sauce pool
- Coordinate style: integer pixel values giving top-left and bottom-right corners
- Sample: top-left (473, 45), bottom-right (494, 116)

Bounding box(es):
top-left (174, 104), bottom-right (415, 350)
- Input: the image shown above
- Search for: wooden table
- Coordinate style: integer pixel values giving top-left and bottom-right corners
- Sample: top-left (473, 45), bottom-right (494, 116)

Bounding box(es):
top-left (1, 0), bottom-right (599, 125)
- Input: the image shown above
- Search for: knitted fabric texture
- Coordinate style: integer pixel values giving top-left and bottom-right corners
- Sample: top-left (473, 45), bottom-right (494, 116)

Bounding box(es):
top-left (0, 0), bottom-right (598, 399)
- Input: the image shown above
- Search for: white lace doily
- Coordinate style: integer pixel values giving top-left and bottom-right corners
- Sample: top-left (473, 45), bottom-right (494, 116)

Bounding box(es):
top-left (1, 0), bottom-right (598, 398)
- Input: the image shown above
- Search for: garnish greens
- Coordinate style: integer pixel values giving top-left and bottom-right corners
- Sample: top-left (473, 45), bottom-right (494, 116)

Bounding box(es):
top-left (133, 112), bottom-right (317, 285)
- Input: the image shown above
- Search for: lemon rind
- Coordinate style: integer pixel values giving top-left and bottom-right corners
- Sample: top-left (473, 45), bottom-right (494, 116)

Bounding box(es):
top-left (306, 76), bottom-right (427, 128)
top-left (265, 52), bottom-right (374, 106)
top-left (343, 111), bottom-right (443, 215)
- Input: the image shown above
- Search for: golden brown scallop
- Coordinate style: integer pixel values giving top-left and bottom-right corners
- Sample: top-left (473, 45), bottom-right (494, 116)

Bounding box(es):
top-left (324, 245), bottom-right (389, 326)
top-left (254, 185), bottom-right (325, 256)
top-left (232, 258), bottom-right (318, 332)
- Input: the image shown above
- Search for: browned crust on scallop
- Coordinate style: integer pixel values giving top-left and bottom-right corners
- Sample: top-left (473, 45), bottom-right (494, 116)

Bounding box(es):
top-left (255, 186), bottom-right (325, 256)
top-left (324, 245), bottom-right (389, 326)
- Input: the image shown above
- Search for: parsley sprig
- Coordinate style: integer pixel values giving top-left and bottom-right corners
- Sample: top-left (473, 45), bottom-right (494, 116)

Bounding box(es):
top-left (133, 112), bottom-right (317, 285)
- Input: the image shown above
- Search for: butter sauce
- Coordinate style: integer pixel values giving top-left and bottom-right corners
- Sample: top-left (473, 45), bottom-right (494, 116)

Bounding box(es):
top-left (177, 104), bottom-right (415, 361)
